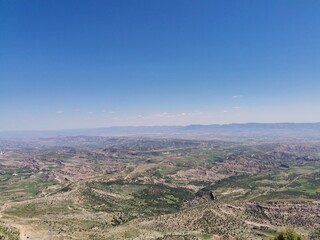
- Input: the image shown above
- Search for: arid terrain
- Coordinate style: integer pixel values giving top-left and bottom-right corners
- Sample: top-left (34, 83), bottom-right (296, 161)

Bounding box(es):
top-left (0, 133), bottom-right (319, 239)
top-left (2, 0), bottom-right (320, 238)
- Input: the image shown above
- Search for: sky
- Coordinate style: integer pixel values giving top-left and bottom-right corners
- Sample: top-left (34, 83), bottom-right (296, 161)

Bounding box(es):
top-left (1, 0), bottom-right (320, 131)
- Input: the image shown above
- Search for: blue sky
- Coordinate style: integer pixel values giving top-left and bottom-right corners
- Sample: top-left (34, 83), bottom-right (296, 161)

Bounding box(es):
top-left (1, 0), bottom-right (320, 130)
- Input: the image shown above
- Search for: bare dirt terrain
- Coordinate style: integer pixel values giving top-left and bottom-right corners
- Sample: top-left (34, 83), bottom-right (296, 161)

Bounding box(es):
top-left (0, 136), bottom-right (319, 239)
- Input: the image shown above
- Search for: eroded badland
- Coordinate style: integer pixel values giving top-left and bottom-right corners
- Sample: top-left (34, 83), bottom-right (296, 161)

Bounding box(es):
top-left (0, 134), bottom-right (319, 239)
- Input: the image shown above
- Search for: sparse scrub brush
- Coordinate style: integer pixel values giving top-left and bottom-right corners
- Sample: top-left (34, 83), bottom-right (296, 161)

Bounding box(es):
top-left (273, 227), bottom-right (304, 240)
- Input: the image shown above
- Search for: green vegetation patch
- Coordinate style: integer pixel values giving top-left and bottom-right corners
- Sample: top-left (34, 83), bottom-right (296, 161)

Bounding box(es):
top-left (83, 180), bottom-right (195, 216)
top-left (4, 202), bottom-right (77, 218)
top-left (42, 152), bottom-right (74, 159)
top-left (0, 172), bottom-right (56, 201)
top-left (0, 222), bottom-right (20, 240)
top-left (198, 163), bottom-right (320, 201)
top-left (207, 151), bottom-right (226, 163)
top-left (273, 227), bottom-right (304, 240)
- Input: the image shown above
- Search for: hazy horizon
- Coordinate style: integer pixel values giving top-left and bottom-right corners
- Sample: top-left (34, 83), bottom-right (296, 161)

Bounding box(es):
top-left (1, 121), bottom-right (320, 135)
top-left (1, 1), bottom-right (320, 131)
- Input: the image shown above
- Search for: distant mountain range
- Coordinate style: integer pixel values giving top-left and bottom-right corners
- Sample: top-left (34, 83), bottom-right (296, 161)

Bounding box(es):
top-left (1, 122), bottom-right (320, 139)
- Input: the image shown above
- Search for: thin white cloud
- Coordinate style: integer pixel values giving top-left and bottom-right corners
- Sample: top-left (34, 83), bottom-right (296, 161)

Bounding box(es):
top-left (233, 106), bottom-right (241, 110)
top-left (138, 112), bottom-right (203, 119)
top-left (101, 109), bottom-right (115, 114)
top-left (232, 95), bottom-right (243, 99)
top-left (56, 110), bottom-right (64, 114)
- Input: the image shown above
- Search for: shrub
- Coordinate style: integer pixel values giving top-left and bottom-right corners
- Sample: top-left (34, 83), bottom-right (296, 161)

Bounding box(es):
top-left (273, 227), bottom-right (303, 240)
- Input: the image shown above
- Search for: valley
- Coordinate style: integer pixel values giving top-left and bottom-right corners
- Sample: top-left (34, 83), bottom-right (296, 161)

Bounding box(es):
top-left (0, 136), bottom-right (319, 239)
